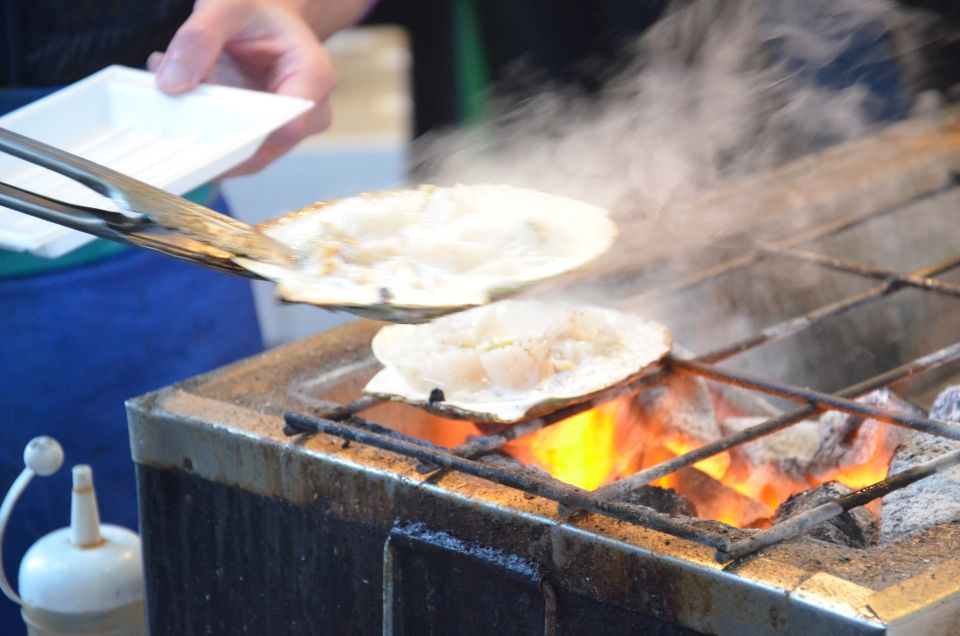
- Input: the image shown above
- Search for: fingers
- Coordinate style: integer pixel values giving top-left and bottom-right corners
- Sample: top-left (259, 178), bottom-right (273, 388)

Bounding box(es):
top-left (267, 36), bottom-right (338, 144)
top-left (156, 1), bottom-right (248, 94)
top-left (227, 16), bottom-right (338, 175)
top-left (155, 1), bottom-right (340, 174)
top-left (146, 51), bottom-right (164, 73)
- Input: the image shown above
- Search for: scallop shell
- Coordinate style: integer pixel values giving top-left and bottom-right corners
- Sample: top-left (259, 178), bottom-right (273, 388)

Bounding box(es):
top-left (235, 184), bottom-right (618, 322)
top-left (363, 300), bottom-right (672, 423)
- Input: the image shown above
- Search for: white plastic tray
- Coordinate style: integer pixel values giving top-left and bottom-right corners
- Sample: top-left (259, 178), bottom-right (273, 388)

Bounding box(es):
top-left (0, 65), bottom-right (313, 258)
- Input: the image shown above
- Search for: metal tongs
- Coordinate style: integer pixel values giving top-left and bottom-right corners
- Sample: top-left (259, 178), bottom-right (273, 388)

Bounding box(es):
top-left (0, 127), bottom-right (297, 277)
top-left (0, 127), bottom-right (620, 323)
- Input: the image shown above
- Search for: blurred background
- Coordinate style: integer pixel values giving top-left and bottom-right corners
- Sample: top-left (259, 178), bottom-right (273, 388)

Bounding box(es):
top-left (225, 0), bottom-right (960, 347)
top-left (225, 1), bottom-right (699, 346)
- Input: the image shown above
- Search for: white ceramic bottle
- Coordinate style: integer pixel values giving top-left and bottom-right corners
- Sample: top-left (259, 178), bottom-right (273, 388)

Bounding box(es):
top-left (0, 437), bottom-right (145, 636)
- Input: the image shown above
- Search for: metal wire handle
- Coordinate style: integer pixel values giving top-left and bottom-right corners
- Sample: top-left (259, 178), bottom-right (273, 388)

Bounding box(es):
top-left (0, 126), bottom-right (297, 270)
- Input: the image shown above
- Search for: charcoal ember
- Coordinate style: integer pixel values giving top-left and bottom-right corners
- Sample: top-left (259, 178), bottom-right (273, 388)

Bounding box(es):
top-left (634, 376), bottom-right (722, 443)
top-left (774, 481), bottom-right (877, 548)
top-left (711, 383), bottom-right (781, 420)
top-left (674, 467), bottom-right (771, 528)
top-left (880, 386), bottom-right (960, 543)
top-left (720, 416), bottom-right (819, 480)
top-left (617, 485), bottom-right (697, 517)
top-left (809, 389), bottom-right (918, 477)
top-left (670, 345), bottom-right (778, 422)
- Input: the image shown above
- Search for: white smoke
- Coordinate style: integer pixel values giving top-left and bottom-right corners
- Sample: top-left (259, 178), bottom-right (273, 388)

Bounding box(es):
top-left (409, 0), bottom-right (950, 373)
top-left (415, 0), bottom-right (931, 234)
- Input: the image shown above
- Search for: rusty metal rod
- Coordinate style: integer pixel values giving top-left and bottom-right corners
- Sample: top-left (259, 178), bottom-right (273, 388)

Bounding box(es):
top-left (283, 396), bottom-right (386, 435)
top-left (697, 286), bottom-right (893, 363)
top-left (697, 254), bottom-right (960, 363)
top-left (284, 412), bottom-right (734, 552)
top-left (414, 412), bottom-right (568, 473)
top-left (627, 182), bottom-right (952, 305)
top-left (593, 341), bottom-right (960, 501)
top-left (445, 369), bottom-right (670, 461)
top-left (462, 251), bottom-right (960, 459)
top-left (761, 247), bottom-right (960, 298)
top-left (669, 356), bottom-right (960, 438)
top-left (716, 446), bottom-right (960, 563)
top-left (319, 395), bottom-right (385, 420)
top-left (453, 418), bottom-right (552, 457)
top-left (286, 410), bottom-right (452, 456)
top-left (414, 369), bottom-right (670, 472)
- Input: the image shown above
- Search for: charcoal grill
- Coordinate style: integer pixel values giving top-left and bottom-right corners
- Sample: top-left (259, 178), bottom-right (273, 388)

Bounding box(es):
top-left (128, 108), bottom-right (960, 635)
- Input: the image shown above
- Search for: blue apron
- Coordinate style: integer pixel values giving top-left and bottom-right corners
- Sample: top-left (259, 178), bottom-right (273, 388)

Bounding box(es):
top-left (0, 87), bottom-right (263, 631)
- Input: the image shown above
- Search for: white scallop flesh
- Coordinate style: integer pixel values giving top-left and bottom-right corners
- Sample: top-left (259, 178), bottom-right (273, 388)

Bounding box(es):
top-left (365, 300), bottom-right (672, 422)
top-left (479, 337), bottom-right (552, 391)
top-left (235, 184), bottom-right (618, 315)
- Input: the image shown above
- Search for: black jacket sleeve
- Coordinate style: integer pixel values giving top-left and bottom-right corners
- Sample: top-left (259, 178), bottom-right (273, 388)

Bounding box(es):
top-left (1, 0), bottom-right (192, 88)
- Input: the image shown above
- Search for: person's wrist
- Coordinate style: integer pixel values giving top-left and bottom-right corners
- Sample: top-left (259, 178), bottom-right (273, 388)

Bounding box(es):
top-left (300, 0), bottom-right (373, 38)
top-left (265, 0), bottom-right (311, 17)
top-left (239, 0), bottom-right (372, 39)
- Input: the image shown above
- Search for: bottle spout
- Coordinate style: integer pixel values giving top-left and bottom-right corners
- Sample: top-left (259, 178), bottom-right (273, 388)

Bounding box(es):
top-left (70, 465), bottom-right (102, 548)
top-left (4, 439), bottom-right (144, 631)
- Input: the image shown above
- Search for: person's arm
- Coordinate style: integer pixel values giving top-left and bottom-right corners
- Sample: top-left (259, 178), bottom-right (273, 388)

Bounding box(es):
top-left (149, 0), bottom-right (371, 175)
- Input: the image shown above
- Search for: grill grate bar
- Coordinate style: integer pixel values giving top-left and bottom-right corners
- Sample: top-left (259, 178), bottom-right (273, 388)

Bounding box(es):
top-left (445, 252), bottom-right (960, 462)
top-left (450, 417), bottom-right (557, 458)
top-left (696, 254), bottom-right (960, 363)
top-left (760, 246), bottom-right (960, 298)
top-left (716, 446), bottom-right (960, 563)
top-left (669, 356), bottom-right (960, 438)
top-left (284, 222), bottom-right (960, 556)
top-left (627, 181), bottom-right (952, 305)
top-left (320, 395), bottom-right (385, 420)
top-left (698, 286), bottom-right (888, 363)
top-left (593, 341), bottom-right (960, 501)
top-left (444, 369), bottom-right (670, 461)
top-left (284, 412), bottom-right (735, 552)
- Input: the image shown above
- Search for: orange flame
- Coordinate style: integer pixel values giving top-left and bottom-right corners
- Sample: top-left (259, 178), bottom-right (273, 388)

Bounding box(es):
top-left (504, 402), bottom-right (620, 491)
top-left (820, 424), bottom-right (896, 491)
top-left (661, 437), bottom-right (731, 483)
top-left (501, 395), bottom-right (893, 528)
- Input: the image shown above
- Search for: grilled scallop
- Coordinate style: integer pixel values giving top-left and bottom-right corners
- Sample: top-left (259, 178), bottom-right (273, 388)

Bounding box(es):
top-left (235, 184), bottom-right (618, 322)
top-left (364, 300), bottom-right (672, 422)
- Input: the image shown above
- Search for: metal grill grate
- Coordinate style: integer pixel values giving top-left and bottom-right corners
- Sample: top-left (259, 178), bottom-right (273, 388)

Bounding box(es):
top-left (282, 183), bottom-right (960, 564)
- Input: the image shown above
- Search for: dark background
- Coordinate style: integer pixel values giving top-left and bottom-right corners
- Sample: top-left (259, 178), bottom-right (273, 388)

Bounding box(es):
top-left (363, 0), bottom-right (960, 138)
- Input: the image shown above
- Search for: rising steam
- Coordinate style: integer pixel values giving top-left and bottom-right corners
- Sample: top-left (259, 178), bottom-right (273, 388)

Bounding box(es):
top-left (414, 0), bottom-right (937, 265)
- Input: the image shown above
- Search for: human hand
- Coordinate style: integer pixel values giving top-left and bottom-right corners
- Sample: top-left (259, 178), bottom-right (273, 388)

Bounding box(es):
top-left (149, 0), bottom-right (360, 176)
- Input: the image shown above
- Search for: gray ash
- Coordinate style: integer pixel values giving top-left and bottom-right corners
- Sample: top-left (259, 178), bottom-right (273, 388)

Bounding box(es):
top-left (881, 386), bottom-right (960, 543)
top-left (774, 481), bottom-right (877, 548)
top-left (809, 389), bottom-right (917, 478)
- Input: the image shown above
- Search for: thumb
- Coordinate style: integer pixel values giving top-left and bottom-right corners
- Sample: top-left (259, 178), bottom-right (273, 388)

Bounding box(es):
top-left (156, 5), bottom-right (243, 94)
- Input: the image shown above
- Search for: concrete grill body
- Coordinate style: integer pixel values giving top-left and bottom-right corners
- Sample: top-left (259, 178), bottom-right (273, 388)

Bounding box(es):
top-left (128, 109), bottom-right (960, 635)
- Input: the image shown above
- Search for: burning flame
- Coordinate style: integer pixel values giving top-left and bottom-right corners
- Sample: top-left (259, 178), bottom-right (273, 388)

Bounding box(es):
top-left (820, 424), bottom-right (897, 491)
top-left (501, 393), bottom-right (893, 528)
top-left (661, 437), bottom-right (731, 483)
top-left (504, 403), bottom-right (620, 491)
top-left (829, 461), bottom-right (889, 490)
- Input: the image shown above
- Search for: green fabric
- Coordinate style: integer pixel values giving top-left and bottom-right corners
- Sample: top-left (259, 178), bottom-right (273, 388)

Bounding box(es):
top-left (454, 0), bottom-right (491, 124)
top-left (0, 238), bottom-right (128, 279)
top-left (0, 183), bottom-right (216, 279)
